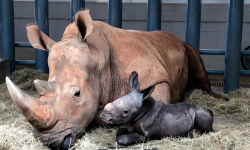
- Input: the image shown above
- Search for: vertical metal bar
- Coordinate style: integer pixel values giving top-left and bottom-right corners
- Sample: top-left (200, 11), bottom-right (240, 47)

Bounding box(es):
top-left (185, 0), bottom-right (201, 91)
top-left (34, 0), bottom-right (49, 73)
top-left (0, 0), bottom-right (2, 45)
top-left (185, 0), bottom-right (202, 51)
top-left (146, 0), bottom-right (162, 31)
top-left (1, 0), bottom-right (15, 73)
top-left (108, 0), bottom-right (122, 28)
top-left (223, 0), bottom-right (244, 94)
top-left (70, 0), bottom-right (85, 23)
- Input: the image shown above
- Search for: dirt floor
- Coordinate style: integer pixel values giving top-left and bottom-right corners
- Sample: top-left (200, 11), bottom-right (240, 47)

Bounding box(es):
top-left (0, 69), bottom-right (250, 150)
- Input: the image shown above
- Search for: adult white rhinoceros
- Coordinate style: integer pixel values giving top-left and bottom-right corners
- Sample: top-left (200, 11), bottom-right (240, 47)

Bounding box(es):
top-left (6, 10), bottom-right (227, 149)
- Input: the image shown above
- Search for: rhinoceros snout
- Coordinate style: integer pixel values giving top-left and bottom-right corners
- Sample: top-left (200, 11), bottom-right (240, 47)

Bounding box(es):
top-left (61, 135), bottom-right (76, 150)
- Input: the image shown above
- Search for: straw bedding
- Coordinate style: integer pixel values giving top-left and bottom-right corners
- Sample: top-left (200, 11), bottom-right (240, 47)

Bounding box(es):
top-left (0, 69), bottom-right (249, 150)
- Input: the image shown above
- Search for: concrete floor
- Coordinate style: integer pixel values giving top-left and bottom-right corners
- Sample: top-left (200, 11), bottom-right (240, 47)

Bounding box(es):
top-left (15, 64), bottom-right (35, 70)
top-left (209, 74), bottom-right (250, 93)
top-left (213, 117), bottom-right (245, 125)
top-left (208, 74), bottom-right (250, 83)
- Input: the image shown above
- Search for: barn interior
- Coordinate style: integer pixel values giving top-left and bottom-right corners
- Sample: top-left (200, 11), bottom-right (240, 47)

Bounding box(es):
top-left (0, 0), bottom-right (250, 150)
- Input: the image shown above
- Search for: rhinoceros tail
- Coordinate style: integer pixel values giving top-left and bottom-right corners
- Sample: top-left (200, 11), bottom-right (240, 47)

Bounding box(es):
top-left (183, 41), bottom-right (229, 101)
top-left (208, 109), bottom-right (214, 122)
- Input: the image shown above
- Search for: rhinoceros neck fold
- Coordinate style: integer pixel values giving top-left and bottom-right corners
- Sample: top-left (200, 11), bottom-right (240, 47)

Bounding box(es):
top-left (130, 97), bottom-right (156, 124)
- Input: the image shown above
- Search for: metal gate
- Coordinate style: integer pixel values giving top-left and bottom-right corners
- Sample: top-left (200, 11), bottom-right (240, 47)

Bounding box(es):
top-left (0, 0), bottom-right (250, 94)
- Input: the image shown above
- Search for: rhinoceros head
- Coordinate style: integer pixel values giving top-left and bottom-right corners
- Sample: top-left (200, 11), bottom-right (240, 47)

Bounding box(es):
top-left (100, 71), bottom-right (155, 125)
top-left (6, 10), bottom-right (104, 149)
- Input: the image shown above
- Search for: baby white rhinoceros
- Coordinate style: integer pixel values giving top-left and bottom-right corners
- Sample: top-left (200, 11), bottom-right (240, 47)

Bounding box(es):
top-left (100, 71), bottom-right (214, 146)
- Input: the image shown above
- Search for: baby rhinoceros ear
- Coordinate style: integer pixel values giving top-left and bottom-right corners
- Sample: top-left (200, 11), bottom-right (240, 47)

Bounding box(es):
top-left (142, 86), bottom-right (155, 101)
top-left (129, 71), bottom-right (140, 92)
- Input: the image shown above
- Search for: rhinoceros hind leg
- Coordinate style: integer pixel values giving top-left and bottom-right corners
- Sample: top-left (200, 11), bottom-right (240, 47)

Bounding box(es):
top-left (151, 82), bottom-right (172, 104)
top-left (183, 42), bottom-right (229, 101)
top-left (194, 110), bottom-right (214, 134)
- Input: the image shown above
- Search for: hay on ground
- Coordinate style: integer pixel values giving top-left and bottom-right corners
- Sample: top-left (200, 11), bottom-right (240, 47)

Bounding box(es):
top-left (184, 89), bottom-right (250, 122)
top-left (0, 69), bottom-right (250, 150)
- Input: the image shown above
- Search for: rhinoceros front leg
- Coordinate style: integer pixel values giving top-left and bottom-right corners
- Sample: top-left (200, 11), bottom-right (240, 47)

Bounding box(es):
top-left (116, 128), bottom-right (145, 146)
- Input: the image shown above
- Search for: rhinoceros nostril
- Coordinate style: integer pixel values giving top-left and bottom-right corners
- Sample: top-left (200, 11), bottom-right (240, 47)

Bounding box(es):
top-left (100, 113), bottom-right (104, 118)
top-left (62, 135), bottom-right (75, 150)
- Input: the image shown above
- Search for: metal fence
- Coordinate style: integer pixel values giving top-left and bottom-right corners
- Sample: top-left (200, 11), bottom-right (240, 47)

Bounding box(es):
top-left (0, 0), bottom-right (250, 93)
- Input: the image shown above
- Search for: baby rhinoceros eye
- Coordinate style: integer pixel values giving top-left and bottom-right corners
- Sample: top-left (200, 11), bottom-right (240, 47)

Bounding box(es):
top-left (123, 110), bottom-right (129, 115)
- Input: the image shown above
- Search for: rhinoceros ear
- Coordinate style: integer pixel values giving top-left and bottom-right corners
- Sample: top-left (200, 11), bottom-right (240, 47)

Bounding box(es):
top-left (129, 71), bottom-right (140, 92)
top-left (74, 9), bottom-right (93, 41)
top-left (26, 24), bottom-right (56, 51)
top-left (142, 86), bottom-right (155, 101)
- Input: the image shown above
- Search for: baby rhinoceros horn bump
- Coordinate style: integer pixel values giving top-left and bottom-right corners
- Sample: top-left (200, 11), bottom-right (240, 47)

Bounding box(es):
top-left (104, 103), bottom-right (113, 112)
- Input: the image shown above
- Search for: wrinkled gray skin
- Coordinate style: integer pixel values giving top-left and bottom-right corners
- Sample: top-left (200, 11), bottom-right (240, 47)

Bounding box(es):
top-left (100, 71), bottom-right (214, 146)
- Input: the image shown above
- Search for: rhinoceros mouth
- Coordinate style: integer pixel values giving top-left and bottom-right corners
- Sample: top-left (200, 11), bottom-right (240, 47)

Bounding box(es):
top-left (35, 124), bottom-right (80, 148)
top-left (101, 118), bottom-right (109, 124)
top-left (101, 118), bottom-right (113, 124)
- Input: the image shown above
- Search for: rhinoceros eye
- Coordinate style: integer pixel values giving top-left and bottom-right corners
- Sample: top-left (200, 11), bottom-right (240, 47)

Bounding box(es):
top-left (123, 110), bottom-right (129, 115)
top-left (69, 86), bottom-right (81, 98)
top-left (74, 90), bottom-right (80, 97)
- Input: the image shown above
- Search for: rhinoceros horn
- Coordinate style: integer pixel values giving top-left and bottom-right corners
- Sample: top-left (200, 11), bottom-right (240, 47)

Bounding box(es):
top-left (34, 79), bottom-right (55, 96)
top-left (6, 77), bottom-right (54, 130)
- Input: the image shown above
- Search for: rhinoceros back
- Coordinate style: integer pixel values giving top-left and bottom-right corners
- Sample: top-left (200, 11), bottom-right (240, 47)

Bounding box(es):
top-left (103, 27), bottom-right (188, 102)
